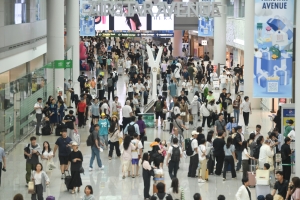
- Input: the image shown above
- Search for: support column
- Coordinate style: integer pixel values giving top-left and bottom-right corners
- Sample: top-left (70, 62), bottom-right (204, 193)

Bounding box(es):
top-left (66, 0), bottom-right (80, 95)
top-left (173, 30), bottom-right (182, 57)
top-left (243, 0), bottom-right (260, 109)
top-left (213, 0), bottom-right (226, 66)
top-left (46, 0), bottom-right (64, 96)
top-left (295, 0), bottom-right (300, 177)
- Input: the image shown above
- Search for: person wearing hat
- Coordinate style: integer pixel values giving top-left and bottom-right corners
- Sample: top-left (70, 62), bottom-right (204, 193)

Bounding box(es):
top-left (98, 112), bottom-right (110, 149)
top-left (68, 141), bottom-right (83, 194)
top-left (111, 96), bottom-right (122, 119)
top-left (258, 138), bottom-right (274, 169)
top-left (234, 125), bottom-right (244, 172)
top-left (187, 131), bottom-right (199, 178)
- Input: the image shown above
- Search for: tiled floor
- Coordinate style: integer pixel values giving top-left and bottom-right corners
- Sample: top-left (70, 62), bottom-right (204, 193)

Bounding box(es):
top-left (0, 70), bottom-right (276, 200)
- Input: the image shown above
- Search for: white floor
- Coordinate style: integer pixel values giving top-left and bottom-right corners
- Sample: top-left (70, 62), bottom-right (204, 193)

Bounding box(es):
top-left (0, 70), bottom-right (276, 200)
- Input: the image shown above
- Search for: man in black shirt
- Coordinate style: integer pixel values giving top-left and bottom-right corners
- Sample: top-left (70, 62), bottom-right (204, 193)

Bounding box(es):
top-left (63, 110), bottom-right (76, 140)
top-left (213, 131), bottom-right (226, 175)
top-left (281, 137), bottom-right (293, 181)
top-left (233, 64), bottom-right (242, 75)
top-left (77, 72), bottom-right (86, 94)
top-left (272, 171), bottom-right (289, 199)
top-left (234, 126), bottom-right (244, 172)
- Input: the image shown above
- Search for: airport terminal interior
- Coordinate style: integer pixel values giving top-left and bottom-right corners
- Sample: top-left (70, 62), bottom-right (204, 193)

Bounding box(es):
top-left (0, 0), bottom-right (299, 200)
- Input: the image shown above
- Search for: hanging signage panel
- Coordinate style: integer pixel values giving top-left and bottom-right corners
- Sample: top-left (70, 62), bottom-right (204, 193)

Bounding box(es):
top-left (253, 0), bottom-right (294, 98)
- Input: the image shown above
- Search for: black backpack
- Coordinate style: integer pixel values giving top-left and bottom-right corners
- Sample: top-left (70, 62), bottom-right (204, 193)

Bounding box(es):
top-left (86, 132), bottom-right (94, 146)
top-left (24, 144), bottom-right (30, 159)
top-left (185, 138), bottom-right (195, 156)
top-left (171, 146), bottom-right (181, 162)
top-left (113, 72), bottom-right (118, 81)
top-left (253, 144), bottom-right (262, 159)
top-left (127, 123), bottom-right (136, 137)
top-left (162, 83), bottom-right (167, 91)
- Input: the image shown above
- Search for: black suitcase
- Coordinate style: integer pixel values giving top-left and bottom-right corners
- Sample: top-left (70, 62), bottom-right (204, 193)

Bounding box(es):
top-left (64, 175), bottom-right (72, 190)
top-left (42, 126), bottom-right (51, 135)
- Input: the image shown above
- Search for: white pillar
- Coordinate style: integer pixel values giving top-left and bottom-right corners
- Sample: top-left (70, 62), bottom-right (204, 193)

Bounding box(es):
top-left (173, 30), bottom-right (182, 57)
top-left (243, 0), bottom-right (260, 109)
top-left (47, 0), bottom-right (64, 96)
top-left (66, 0), bottom-right (80, 95)
top-left (295, 0), bottom-right (300, 177)
top-left (213, 0), bottom-right (226, 65)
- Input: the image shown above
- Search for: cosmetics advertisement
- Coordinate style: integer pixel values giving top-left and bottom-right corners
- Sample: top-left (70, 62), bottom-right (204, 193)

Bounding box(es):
top-left (79, 0), bottom-right (95, 36)
top-left (95, 16), bottom-right (110, 31)
top-left (151, 6), bottom-right (174, 30)
top-left (253, 0), bottom-right (294, 98)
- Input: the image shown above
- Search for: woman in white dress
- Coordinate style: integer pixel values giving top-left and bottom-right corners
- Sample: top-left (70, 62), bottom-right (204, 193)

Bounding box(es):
top-left (226, 74), bottom-right (233, 92)
top-left (41, 141), bottom-right (54, 175)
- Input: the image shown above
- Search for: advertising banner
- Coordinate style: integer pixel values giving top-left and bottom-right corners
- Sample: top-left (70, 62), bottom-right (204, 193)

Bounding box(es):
top-left (80, 0), bottom-right (95, 36)
top-left (281, 104), bottom-right (295, 135)
top-left (253, 0), bottom-right (294, 98)
top-left (139, 113), bottom-right (155, 128)
top-left (198, 17), bottom-right (214, 37)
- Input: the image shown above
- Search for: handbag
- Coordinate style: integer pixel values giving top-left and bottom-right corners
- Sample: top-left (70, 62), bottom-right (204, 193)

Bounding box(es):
top-left (180, 112), bottom-right (186, 116)
top-left (28, 181), bottom-right (35, 194)
top-left (47, 158), bottom-right (56, 170)
top-left (80, 166), bottom-right (85, 174)
top-left (162, 109), bottom-right (168, 114)
top-left (143, 135), bottom-right (148, 141)
top-left (73, 131), bottom-right (81, 145)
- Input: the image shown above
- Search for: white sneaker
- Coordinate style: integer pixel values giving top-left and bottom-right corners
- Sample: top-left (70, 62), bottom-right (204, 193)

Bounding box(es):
top-left (61, 174), bottom-right (65, 179)
top-left (100, 165), bottom-right (105, 170)
top-left (198, 178), bottom-right (206, 183)
top-left (89, 167), bottom-right (93, 171)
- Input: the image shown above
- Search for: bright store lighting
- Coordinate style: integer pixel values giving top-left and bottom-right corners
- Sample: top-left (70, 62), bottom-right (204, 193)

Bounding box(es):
top-left (233, 38), bottom-right (244, 45)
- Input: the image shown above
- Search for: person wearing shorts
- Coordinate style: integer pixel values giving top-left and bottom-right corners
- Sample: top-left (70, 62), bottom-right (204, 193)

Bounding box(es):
top-left (131, 134), bottom-right (143, 178)
top-left (53, 129), bottom-right (72, 179)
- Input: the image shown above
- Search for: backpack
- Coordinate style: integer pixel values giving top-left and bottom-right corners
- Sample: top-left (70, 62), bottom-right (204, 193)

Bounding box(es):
top-left (113, 72), bottom-right (118, 81)
top-left (130, 66), bottom-right (136, 74)
top-left (155, 101), bottom-right (162, 112)
top-left (24, 144), bottom-right (30, 159)
top-left (185, 138), bottom-right (195, 156)
top-left (153, 193), bottom-right (168, 200)
top-left (162, 83), bottom-right (167, 91)
top-left (171, 146), bottom-right (181, 162)
top-left (253, 144), bottom-right (262, 159)
top-left (127, 123), bottom-right (136, 137)
top-left (107, 78), bottom-right (113, 88)
top-left (86, 132), bottom-right (94, 146)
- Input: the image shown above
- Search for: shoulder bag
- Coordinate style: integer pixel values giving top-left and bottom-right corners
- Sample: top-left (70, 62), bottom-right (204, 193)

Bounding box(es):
top-left (174, 119), bottom-right (184, 132)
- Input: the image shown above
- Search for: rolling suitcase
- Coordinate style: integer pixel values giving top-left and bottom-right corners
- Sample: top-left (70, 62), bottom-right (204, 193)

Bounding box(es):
top-left (248, 159), bottom-right (257, 187)
top-left (64, 175), bottom-right (72, 191)
top-left (163, 120), bottom-right (170, 131)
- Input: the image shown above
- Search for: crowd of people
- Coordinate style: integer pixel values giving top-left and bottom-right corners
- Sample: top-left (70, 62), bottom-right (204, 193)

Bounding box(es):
top-left (0, 36), bottom-right (298, 200)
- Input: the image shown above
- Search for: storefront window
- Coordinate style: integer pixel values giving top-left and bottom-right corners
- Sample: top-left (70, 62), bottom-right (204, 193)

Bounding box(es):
top-left (239, 0), bottom-right (245, 18)
top-left (226, 0), bottom-right (234, 17)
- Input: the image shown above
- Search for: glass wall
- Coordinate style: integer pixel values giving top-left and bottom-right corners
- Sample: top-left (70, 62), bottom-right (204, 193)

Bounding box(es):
top-left (0, 66), bottom-right (54, 151)
top-left (226, 0), bottom-right (234, 17)
top-left (238, 0), bottom-right (245, 18)
top-left (4, 0), bottom-right (46, 25)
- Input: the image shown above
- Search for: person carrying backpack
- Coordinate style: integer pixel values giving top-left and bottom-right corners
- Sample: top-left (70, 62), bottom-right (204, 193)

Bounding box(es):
top-left (187, 131), bottom-right (199, 178)
top-left (166, 137), bottom-right (183, 179)
top-left (252, 135), bottom-right (264, 160)
top-left (124, 116), bottom-right (140, 139)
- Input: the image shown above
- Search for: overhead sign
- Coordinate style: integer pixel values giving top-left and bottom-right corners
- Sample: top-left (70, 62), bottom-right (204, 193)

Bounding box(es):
top-left (201, 40), bottom-right (207, 46)
top-left (43, 60), bottom-right (73, 69)
top-left (253, 0), bottom-right (294, 98)
top-left (82, 1), bottom-right (222, 18)
top-left (97, 32), bottom-right (174, 38)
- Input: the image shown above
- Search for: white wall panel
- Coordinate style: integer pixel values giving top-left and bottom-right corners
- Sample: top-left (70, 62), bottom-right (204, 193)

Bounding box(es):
top-left (10, 64), bottom-right (27, 81)
top-left (0, 43), bottom-right (47, 74)
top-left (29, 55), bottom-right (44, 72)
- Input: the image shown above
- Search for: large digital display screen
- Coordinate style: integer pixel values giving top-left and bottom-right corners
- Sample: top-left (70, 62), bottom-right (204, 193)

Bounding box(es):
top-left (114, 6), bottom-right (147, 31)
top-left (95, 16), bottom-right (110, 31)
top-left (151, 6), bottom-right (174, 30)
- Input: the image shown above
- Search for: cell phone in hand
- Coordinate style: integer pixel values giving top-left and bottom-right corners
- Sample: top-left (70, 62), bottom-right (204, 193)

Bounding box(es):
top-left (2, 168), bottom-right (6, 172)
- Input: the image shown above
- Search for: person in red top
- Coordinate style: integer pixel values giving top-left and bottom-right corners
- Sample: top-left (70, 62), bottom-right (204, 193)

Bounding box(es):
top-left (77, 98), bottom-right (86, 128)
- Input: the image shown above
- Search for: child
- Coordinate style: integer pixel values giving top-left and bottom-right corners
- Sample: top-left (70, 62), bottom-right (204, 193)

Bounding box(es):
top-left (131, 134), bottom-right (143, 177)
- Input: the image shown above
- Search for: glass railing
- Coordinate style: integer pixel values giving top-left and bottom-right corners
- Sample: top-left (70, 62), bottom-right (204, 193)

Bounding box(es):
top-left (0, 66), bottom-right (54, 151)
